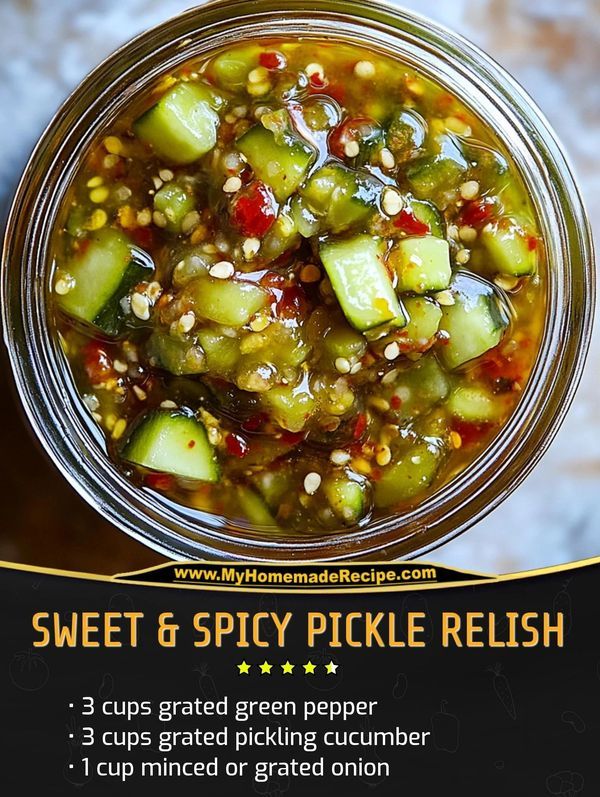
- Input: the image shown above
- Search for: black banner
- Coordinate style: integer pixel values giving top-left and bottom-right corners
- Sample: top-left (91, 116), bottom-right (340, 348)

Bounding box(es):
top-left (114, 561), bottom-right (492, 590)
top-left (1, 559), bottom-right (595, 796)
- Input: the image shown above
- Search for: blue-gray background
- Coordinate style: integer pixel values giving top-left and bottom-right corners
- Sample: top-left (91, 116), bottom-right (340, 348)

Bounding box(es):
top-left (0, 0), bottom-right (598, 573)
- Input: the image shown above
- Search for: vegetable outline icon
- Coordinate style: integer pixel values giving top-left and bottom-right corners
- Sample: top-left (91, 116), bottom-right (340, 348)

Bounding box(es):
top-left (194, 662), bottom-right (219, 700)
top-left (392, 672), bottom-right (408, 700)
top-left (63, 717), bottom-right (92, 788)
top-left (430, 700), bottom-right (459, 753)
top-left (488, 662), bottom-right (517, 720)
top-left (305, 648), bottom-right (343, 692)
top-left (8, 649), bottom-right (50, 691)
top-left (561, 710), bottom-right (585, 734)
top-left (552, 578), bottom-right (573, 637)
top-left (98, 672), bottom-right (114, 700)
top-left (546, 770), bottom-right (584, 796)
top-left (359, 718), bottom-right (388, 787)
top-left (253, 773), bottom-right (290, 797)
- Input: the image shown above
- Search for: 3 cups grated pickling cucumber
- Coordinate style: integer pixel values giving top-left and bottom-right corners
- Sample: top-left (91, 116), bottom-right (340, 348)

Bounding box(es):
top-left (52, 39), bottom-right (543, 533)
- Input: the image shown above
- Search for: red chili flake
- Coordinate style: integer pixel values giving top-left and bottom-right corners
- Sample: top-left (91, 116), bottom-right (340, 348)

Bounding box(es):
top-left (460, 198), bottom-right (496, 228)
top-left (239, 162), bottom-right (254, 184)
top-left (311, 81), bottom-right (345, 104)
top-left (138, 373), bottom-right (156, 393)
top-left (390, 394), bottom-right (402, 410)
top-left (110, 159), bottom-right (126, 179)
top-left (220, 124), bottom-right (237, 145)
top-left (329, 125), bottom-right (349, 160)
top-left (259, 50), bottom-right (287, 70)
top-left (242, 413), bottom-right (269, 432)
top-left (370, 468), bottom-right (382, 482)
top-left (280, 430), bottom-right (305, 445)
top-left (393, 209), bottom-right (430, 236)
top-left (275, 284), bottom-right (308, 319)
top-left (286, 102), bottom-right (307, 138)
top-left (225, 433), bottom-right (250, 458)
top-left (230, 181), bottom-right (276, 237)
top-left (353, 412), bottom-right (367, 440)
top-left (146, 473), bottom-right (174, 491)
top-left (82, 340), bottom-right (113, 384)
top-left (437, 93), bottom-right (455, 109)
top-left (77, 238), bottom-right (92, 256)
top-left (527, 235), bottom-right (538, 251)
top-left (328, 116), bottom-right (373, 160)
top-left (131, 226), bottom-right (155, 250)
top-left (451, 420), bottom-right (492, 447)
top-left (478, 349), bottom-right (523, 384)
top-left (187, 440), bottom-right (196, 449)
top-left (308, 72), bottom-right (328, 90)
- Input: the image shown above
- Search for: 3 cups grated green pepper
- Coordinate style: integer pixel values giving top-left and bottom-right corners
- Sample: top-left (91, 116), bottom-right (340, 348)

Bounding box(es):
top-left (52, 40), bottom-right (544, 532)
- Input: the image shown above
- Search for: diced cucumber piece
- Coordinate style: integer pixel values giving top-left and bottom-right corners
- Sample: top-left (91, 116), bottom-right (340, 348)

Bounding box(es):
top-left (300, 163), bottom-right (378, 233)
top-left (196, 329), bottom-right (241, 374)
top-left (133, 82), bottom-right (220, 164)
top-left (171, 248), bottom-right (214, 288)
top-left (386, 108), bottom-right (427, 162)
top-left (302, 96), bottom-right (343, 133)
top-left (390, 236), bottom-right (451, 293)
top-left (438, 272), bottom-right (509, 369)
top-left (323, 324), bottom-right (367, 362)
top-left (407, 134), bottom-right (468, 199)
top-left (374, 437), bottom-right (446, 508)
top-left (446, 385), bottom-right (502, 423)
top-left (147, 331), bottom-right (207, 375)
top-left (399, 296), bottom-right (442, 348)
top-left (153, 182), bottom-right (195, 232)
top-left (289, 195), bottom-right (320, 238)
top-left (261, 380), bottom-right (315, 432)
top-left (187, 277), bottom-right (269, 327)
top-left (66, 205), bottom-right (88, 238)
top-left (259, 211), bottom-right (300, 262)
top-left (263, 321), bottom-right (311, 368)
top-left (236, 486), bottom-right (278, 526)
top-left (481, 216), bottom-right (537, 276)
top-left (212, 46), bottom-right (260, 89)
top-left (319, 235), bottom-right (406, 332)
top-left (121, 410), bottom-right (219, 481)
top-left (386, 355), bottom-right (450, 420)
top-left (237, 123), bottom-right (315, 201)
top-left (351, 123), bottom-right (385, 168)
top-left (57, 229), bottom-right (154, 336)
top-left (405, 196), bottom-right (445, 237)
top-left (230, 437), bottom-right (296, 469)
top-left (253, 465), bottom-right (294, 510)
top-left (323, 469), bottom-right (370, 525)
top-left (466, 142), bottom-right (508, 187)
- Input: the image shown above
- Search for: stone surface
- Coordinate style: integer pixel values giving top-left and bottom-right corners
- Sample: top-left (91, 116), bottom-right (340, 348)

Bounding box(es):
top-left (0, 0), bottom-right (597, 572)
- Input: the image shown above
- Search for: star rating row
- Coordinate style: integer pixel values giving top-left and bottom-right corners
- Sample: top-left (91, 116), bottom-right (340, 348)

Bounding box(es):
top-left (237, 660), bottom-right (339, 675)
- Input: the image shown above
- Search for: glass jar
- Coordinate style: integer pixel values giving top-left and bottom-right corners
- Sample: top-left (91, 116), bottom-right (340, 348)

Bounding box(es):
top-left (1, 0), bottom-right (594, 561)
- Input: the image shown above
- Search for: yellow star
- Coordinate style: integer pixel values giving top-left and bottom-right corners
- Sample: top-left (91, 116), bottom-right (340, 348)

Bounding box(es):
top-left (281, 661), bottom-right (295, 675)
top-left (325, 660), bottom-right (339, 675)
top-left (259, 661), bottom-right (273, 675)
top-left (303, 661), bottom-right (316, 675)
top-left (237, 661), bottom-right (251, 675)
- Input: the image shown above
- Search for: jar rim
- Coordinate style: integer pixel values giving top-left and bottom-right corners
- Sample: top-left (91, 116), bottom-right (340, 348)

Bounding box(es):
top-left (1, 0), bottom-right (595, 562)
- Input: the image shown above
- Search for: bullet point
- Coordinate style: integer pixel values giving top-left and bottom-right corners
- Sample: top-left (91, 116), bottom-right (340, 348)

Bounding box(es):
top-left (69, 764), bottom-right (73, 769)
top-left (68, 703), bottom-right (73, 708)
top-left (69, 734), bottom-right (73, 739)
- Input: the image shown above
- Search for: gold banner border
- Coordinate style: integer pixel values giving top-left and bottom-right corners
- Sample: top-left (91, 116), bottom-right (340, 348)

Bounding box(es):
top-left (0, 555), bottom-right (594, 594)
